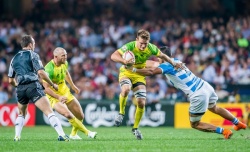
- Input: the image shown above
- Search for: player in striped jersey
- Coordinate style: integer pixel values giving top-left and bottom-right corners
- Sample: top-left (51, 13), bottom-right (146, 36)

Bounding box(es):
top-left (129, 46), bottom-right (246, 139)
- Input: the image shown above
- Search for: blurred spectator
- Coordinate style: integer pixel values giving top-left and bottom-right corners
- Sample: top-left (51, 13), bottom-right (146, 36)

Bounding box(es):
top-left (147, 83), bottom-right (165, 104)
top-left (228, 89), bottom-right (241, 103)
top-left (215, 85), bottom-right (229, 100)
top-left (1, 1), bottom-right (250, 103)
top-left (0, 85), bottom-right (8, 104)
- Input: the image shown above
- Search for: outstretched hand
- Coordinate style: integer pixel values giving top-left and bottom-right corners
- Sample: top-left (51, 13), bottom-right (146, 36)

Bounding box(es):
top-left (174, 62), bottom-right (186, 71)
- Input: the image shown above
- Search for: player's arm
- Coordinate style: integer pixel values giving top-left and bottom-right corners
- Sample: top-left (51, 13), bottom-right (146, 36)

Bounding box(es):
top-left (31, 52), bottom-right (58, 90)
top-left (65, 70), bottom-right (80, 94)
top-left (111, 50), bottom-right (134, 66)
top-left (157, 46), bottom-right (185, 70)
top-left (37, 70), bottom-right (58, 91)
top-left (145, 60), bottom-right (160, 68)
top-left (158, 52), bottom-right (177, 67)
top-left (43, 81), bottom-right (60, 99)
top-left (130, 67), bottom-right (162, 76)
top-left (8, 78), bottom-right (17, 87)
top-left (8, 63), bottom-right (17, 87)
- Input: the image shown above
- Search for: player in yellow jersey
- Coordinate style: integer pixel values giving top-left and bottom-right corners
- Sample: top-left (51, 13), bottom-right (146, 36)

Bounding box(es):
top-left (43, 47), bottom-right (97, 140)
top-left (111, 29), bottom-right (184, 140)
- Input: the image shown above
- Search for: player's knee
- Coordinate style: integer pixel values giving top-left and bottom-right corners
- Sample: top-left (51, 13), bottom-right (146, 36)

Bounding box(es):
top-left (121, 87), bottom-right (130, 96)
top-left (78, 113), bottom-right (84, 120)
top-left (190, 121), bottom-right (199, 129)
top-left (189, 115), bottom-right (202, 129)
top-left (63, 112), bottom-right (74, 119)
top-left (120, 79), bottom-right (132, 96)
top-left (208, 105), bottom-right (218, 114)
top-left (137, 98), bottom-right (146, 108)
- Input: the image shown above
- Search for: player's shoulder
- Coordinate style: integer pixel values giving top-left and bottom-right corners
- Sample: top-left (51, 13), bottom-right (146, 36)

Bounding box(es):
top-left (147, 43), bottom-right (160, 55)
top-left (29, 50), bottom-right (39, 56)
top-left (147, 43), bottom-right (158, 50)
top-left (45, 60), bottom-right (54, 69)
top-left (121, 41), bottom-right (135, 49)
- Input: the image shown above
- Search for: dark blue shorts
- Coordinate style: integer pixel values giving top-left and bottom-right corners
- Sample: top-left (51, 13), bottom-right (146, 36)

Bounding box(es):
top-left (16, 81), bottom-right (45, 104)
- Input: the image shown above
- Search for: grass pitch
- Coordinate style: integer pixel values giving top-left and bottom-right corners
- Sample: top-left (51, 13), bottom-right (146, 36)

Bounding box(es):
top-left (0, 126), bottom-right (250, 152)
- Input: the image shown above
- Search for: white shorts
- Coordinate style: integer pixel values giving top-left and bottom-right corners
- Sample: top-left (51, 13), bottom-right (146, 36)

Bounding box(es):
top-left (189, 82), bottom-right (218, 114)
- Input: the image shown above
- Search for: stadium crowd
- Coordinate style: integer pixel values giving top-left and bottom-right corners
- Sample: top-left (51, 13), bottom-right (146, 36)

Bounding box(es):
top-left (0, 1), bottom-right (250, 104)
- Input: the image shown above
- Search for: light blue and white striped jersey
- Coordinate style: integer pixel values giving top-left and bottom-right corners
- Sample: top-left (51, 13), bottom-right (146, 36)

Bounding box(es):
top-left (158, 58), bottom-right (204, 96)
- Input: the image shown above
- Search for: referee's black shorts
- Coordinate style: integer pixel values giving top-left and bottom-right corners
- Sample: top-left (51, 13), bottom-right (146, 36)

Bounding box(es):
top-left (16, 81), bottom-right (45, 104)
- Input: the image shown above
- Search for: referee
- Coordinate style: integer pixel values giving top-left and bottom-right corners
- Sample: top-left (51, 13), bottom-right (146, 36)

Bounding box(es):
top-left (8, 35), bottom-right (69, 141)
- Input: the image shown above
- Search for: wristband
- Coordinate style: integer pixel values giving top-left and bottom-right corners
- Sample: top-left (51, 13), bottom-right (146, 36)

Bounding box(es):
top-left (51, 83), bottom-right (54, 88)
top-left (132, 68), bottom-right (137, 73)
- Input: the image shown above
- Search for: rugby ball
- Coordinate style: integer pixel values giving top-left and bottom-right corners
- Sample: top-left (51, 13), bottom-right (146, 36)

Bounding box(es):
top-left (122, 51), bottom-right (135, 63)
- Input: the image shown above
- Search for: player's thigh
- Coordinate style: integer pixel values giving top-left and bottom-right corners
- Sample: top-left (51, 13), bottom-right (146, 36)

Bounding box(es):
top-left (53, 100), bottom-right (73, 118)
top-left (207, 83), bottom-right (218, 108)
top-left (119, 69), bottom-right (133, 90)
top-left (66, 98), bottom-right (84, 120)
top-left (189, 93), bottom-right (208, 114)
top-left (35, 96), bottom-right (53, 116)
top-left (119, 77), bottom-right (132, 92)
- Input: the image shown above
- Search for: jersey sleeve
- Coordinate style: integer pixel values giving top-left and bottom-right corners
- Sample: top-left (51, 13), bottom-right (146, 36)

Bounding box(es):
top-left (7, 58), bottom-right (16, 78)
top-left (31, 52), bottom-right (44, 72)
top-left (44, 62), bottom-right (54, 79)
top-left (148, 43), bottom-right (161, 56)
top-left (158, 63), bottom-right (174, 75)
top-left (117, 41), bottom-right (135, 55)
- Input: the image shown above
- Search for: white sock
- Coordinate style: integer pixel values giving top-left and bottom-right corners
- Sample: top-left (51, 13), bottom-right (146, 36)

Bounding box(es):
top-left (15, 115), bottom-right (25, 138)
top-left (48, 113), bottom-right (65, 136)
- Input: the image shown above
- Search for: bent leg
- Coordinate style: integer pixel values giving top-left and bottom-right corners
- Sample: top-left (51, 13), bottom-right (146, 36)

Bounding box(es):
top-left (190, 114), bottom-right (233, 139)
top-left (35, 96), bottom-right (66, 136)
top-left (54, 100), bottom-right (89, 136)
top-left (119, 78), bottom-right (132, 115)
top-left (208, 105), bottom-right (235, 121)
top-left (67, 98), bottom-right (84, 120)
top-left (133, 85), bottom-right (146, 129)
top-left (209, 105), bottom-right (247, 130)
top-left (66, 99), bottom-right (84, 136)
top-left (189, 114), bottom-right (217, 132)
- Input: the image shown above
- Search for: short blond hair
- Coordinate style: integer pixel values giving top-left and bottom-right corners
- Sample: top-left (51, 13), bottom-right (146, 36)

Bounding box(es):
top-left (53, 47), bottom-right (65, 56)
top-left (137, 29), bottom-right (150, 40)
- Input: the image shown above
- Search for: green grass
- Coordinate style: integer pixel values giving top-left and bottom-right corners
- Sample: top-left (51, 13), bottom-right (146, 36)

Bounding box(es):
top-left (0, 126), bottom-right (250, 152)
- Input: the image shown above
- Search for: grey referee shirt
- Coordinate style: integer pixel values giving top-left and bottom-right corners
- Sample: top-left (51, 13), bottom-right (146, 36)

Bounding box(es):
top-left (8, 50), bottom-right (44, 85)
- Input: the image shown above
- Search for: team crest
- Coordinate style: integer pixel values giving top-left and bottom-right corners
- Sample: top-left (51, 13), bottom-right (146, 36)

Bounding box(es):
top-left (121, 46), bottom-right (127, 52)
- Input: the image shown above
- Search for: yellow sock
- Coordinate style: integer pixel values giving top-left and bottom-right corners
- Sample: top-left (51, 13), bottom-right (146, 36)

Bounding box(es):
top-left (133, 106), bottom-right (145, 129)
top-left (68, 117), bottom-right (89, 135)
top-left (119, 94), bottom-right (128, 115)
top-left (70, 119), bottom-right (82, 136)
